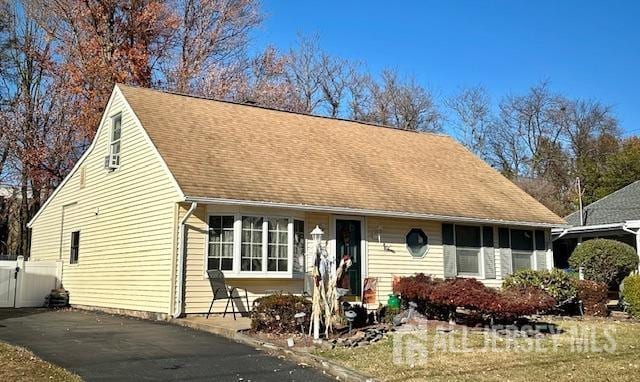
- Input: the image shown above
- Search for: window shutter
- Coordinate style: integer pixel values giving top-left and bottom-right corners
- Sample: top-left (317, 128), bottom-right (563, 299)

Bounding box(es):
top-left (482, 226), bottom-right (496, 279)
top-left (498, 228), bottom-right (512, 277)
top-left (535, 230), bottom-right (547, 270)
top-left (442, 224), bottom-right (456, 278)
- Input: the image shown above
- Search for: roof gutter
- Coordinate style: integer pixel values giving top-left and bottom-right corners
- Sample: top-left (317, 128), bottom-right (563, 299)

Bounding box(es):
top-left (184, 196), bottom-right (564, 228)
top-left (552, 222), bottom-right (626, 236)
top-left (173, 201), bottom-right (197, 318)
top-left (622, 223), bottom-right (640, 273)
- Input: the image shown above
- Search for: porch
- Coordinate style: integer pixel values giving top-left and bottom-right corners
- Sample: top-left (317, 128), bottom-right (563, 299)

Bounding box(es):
top-left (552, 223), bottom-right (640, 270)
top-left (173, 314), bottom-right (252, 338)
top-left (179, 202), bottom-right (377, 316)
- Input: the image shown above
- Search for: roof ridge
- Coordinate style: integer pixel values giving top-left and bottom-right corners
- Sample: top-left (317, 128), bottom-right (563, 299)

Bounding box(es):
top-left (565, 179), bottom-right (640, 219)
top-left (116, 83), bottom-right (450, 139)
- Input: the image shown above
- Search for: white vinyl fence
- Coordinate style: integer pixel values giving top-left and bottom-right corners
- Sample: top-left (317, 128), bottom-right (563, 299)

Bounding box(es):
top-left (0, 257), bottom-right (62, 308)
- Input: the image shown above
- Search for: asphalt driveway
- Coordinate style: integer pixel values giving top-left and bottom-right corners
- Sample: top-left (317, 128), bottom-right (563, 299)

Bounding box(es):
top-left (0, 309), bottom-right (332, 381)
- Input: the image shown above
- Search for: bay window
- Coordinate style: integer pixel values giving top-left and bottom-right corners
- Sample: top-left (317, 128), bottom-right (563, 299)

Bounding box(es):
top-left (207, 214), bottom-right (305, 277)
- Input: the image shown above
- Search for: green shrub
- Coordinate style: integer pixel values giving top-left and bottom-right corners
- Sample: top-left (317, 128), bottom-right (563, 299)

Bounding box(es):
top-left (577, 280), bottom-right (609, 316)
top-left (621, 274), bottom-right (640, 319)
top-left (503, 269), bottom-right (577, 303)
top-left (569, 239), bottom-right (638, 287)
top-left (251, 293), bottom-right (311, 333)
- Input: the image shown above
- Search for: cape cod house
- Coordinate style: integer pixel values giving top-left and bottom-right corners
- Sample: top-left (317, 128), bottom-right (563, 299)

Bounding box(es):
top-left (28, 85), bottom-right (565, 319)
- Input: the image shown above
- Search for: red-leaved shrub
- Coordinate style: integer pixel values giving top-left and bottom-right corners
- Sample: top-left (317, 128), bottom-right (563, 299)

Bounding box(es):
top-left (393, 273), bottom-right (439, 301)
top-left (492, 286), bottom-right (556, 318)
top-left (430, 278), bottom-right (498, 313)
top-left (393, 273), bottom-right (556, 321)
top-left (393, 273), bottom-right (448, 318)
top-left (576, 280), bottom-right (608, 316)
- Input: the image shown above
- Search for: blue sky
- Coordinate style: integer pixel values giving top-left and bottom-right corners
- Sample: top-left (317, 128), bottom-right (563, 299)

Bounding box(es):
top-left (251, 0), bottom-right (639, 136)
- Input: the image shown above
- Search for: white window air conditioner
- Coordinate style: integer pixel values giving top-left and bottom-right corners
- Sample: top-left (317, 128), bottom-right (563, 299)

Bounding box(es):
top-left (104, 153), bottom-right (120, 169)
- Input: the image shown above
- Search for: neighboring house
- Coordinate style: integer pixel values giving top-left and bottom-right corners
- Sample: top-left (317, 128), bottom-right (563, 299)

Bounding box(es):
top-left (552, 180), bottom-right (640, 270)
top-left (28, 85), bottom-right (565, 320)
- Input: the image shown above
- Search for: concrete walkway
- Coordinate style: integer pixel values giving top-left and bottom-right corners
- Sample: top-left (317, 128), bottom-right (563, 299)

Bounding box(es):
top-left (175, 315), bottom-right (252, 338)
top-left (0, 309), bottom-right (332, 382)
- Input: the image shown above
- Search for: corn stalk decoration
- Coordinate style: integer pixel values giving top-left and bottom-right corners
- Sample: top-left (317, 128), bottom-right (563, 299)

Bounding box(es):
top-left (308, 237), bottom-right (351, 339)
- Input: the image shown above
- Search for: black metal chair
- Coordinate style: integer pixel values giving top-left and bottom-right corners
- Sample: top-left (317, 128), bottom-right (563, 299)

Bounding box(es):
top-left (206, 270), bottom-right (250, 320)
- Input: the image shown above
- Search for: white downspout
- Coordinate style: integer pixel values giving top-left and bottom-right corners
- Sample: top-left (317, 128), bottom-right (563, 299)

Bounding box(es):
top-left (622, 224), bottom-right (640, 272)
top-left (552, 228), bottom-right (569, 241)
top-left (173, 202), bottom-right (197, 318)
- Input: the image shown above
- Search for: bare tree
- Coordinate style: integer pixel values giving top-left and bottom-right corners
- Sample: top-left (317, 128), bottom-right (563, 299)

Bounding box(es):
top-left (318, 53), bottom-right (351, 117)
top-left (555, 98), bottom-right (619, 161)
top-left (284, 35), bottom-right (324, 113)
top-left (0, 0), bottom-right (11, 182)
top-left (345, 69), bottom-right (371, 121)
top-left (365, 70), bottom-right (441, 132)
top-left (445, 86), bottom-right (493, 157)
top-left (163, 0), bottom-right (261, 94)
top-left (487, 81), bottom-right (564, 177)
top-left (0, 0), bottom-right (78, 257)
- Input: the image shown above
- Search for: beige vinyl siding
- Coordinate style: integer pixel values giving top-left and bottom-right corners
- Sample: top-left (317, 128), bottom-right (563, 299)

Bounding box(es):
top-left (29, 89), bottom-right (181, 314)
top-left (366, 217), bottom-right (444, 303)
top-left (180, 208), bottom-right (547, 311)
top-left (181, 203), bottom-right (304, 314)
top-left (304, 212), bottom-right (330, 272)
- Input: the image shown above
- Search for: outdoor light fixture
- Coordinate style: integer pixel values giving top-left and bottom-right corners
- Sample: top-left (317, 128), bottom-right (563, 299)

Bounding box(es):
top-left (344, 309), bottom-right (357, 333)
top-left (294, 312), bottom-right (306, 334)
top-left (311, 225), bottom-right (324, 244)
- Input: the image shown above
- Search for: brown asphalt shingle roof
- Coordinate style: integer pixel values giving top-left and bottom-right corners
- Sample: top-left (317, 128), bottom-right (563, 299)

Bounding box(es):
top-left (118, 85), bottom-right (565, 226)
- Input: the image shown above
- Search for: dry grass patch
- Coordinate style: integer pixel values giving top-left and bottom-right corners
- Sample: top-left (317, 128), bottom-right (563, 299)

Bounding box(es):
top-left (315, 319), bottom-right (640, 382)
top-left (0, 341), bottom-right (81, 382)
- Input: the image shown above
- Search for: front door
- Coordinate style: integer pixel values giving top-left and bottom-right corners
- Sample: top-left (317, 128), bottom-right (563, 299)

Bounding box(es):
top-left (335, 219), bottom-right (362, 299)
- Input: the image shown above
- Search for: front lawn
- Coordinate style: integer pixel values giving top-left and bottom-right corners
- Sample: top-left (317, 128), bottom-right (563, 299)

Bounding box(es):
top-left (314, 318), bottom-right (640, 381)
top-left (0, 341), bottom-right (81, 382)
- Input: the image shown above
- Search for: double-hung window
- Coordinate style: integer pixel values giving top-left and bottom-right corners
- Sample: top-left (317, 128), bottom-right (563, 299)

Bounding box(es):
top-left (70, 231), bottom-right (80, 264)
top-left (241, 216), bottom-right (264, 271)
top-left (293, 220), bottom-right (305, 273)
top-left (109, 114), bottom-right (122, 167)
top-left (267, 218), bottom-right (289, 272)
top-left (207, 214), bottom-right (305, 276)
top-left (455, 225), bottom-right (482, 276)
top-left (511, 229), bottom-right (534, 272)
top-left (207, 216), bottom-right (234, 271)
